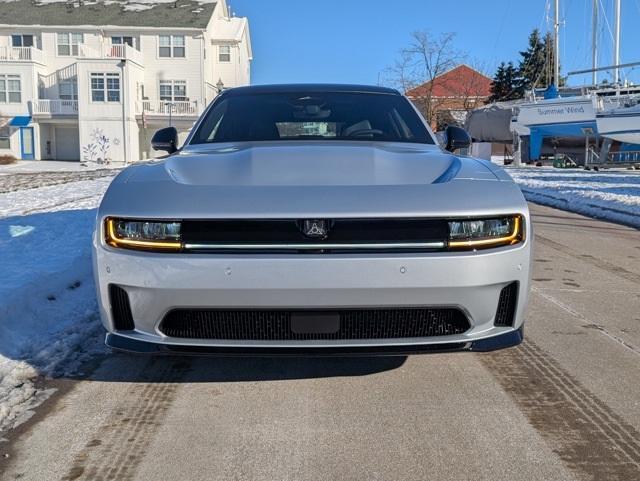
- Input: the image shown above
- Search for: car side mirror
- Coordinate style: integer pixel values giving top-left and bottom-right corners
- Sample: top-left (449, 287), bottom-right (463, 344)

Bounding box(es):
top-left (151, 127), bottom-right (179, 154)
top-left (444, 125), bottom-right (471, 153)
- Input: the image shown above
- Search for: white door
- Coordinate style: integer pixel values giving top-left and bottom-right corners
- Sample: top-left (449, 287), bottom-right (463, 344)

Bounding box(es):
top-left (55, 127), bottom-right (80, 161)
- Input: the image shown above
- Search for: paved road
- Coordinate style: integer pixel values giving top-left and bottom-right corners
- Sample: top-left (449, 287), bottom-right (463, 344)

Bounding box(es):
top-left (1, 203), bottom-right (639, 481)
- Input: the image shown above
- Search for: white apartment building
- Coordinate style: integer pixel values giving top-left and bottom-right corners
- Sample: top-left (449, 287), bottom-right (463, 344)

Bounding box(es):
top-left (0, 0), bottom-right (252, 163)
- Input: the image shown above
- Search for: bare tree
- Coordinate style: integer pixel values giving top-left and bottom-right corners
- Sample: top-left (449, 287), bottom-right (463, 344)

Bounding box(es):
top-left (436, 60), bottom-right (492, 128)
top-left (385, 31), bottom-right (462, 125)
top-left (456, 60), bottom-right (491, 111)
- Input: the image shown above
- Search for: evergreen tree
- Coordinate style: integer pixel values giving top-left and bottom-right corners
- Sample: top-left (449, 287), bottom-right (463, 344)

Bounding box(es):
top-left (517, 29), bottom-right (547, 93)
top-left (489, 61), bottom-right (520, 102)
top-left (489, 28), bottom-right (566, 102)
top-left (516, 29), bottom-right (563, 95)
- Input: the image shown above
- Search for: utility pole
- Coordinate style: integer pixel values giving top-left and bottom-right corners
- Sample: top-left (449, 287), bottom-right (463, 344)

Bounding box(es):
top-left (553, 0), bottom-right (560, 86)
top-left (613, 0), bottom-right (621, 84)
top-left (592, 0), bottom-right (598, 85)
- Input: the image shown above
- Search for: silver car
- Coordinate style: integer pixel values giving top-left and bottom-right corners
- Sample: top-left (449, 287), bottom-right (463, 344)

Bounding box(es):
top-left (93, 84), bottom-right (531, 355)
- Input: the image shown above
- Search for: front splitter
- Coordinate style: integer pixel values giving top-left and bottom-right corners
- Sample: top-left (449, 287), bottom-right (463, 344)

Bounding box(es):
top-left (105, 326), bottom-right (524, 357)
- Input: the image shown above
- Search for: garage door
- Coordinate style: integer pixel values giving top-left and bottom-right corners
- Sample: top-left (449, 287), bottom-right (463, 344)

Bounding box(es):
top-left (55, 127), bottom-right (80, 161)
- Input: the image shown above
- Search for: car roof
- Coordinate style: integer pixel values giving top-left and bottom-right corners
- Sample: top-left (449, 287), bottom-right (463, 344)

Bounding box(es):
top-left (221, 84), bottom-right (402, 96)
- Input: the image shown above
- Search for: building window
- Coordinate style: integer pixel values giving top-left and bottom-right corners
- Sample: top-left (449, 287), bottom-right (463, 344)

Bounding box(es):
top-left (111, 36), bottom-right (135, 49)
top-left (59, 79), bottom-right (78, 100)
top-left (218, 45), bottom-right (231, 62)
top-left (0, 74), bottom-right (21, 103)
top-left (90, 73), bottom-right (120, 102)
top-left (112, 36), bottom-right (134, 47)
top-left (57, 32), bottom-right (83, 56)
top-left (159, 80), bottom-right (187, 102)
top-left (158, 35), bottom-right (185, 58)
top-left (11, 34), bottom-right (34, 47)
top-left (0, 126), bottom-right (10, 149)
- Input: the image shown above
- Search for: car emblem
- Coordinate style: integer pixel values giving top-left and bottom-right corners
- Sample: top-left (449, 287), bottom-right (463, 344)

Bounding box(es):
top-left (302, 219), bottom-right (329, 239)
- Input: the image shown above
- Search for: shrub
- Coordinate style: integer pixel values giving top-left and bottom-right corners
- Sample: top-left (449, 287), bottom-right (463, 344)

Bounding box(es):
top-left (0, 154), bottom-right (18, 165)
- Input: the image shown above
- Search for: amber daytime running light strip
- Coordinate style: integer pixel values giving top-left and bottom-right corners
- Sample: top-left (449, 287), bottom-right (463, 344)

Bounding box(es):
top-left (105, 219), bottom-right (182, 251)
top-left (106, 217), bottom-right (523, 252)
top-left (448, 216), bottom-right (523, 249)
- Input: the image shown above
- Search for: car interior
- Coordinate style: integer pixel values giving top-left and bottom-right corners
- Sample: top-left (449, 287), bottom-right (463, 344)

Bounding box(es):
top-left (191, 92), bottom-right (434, 144)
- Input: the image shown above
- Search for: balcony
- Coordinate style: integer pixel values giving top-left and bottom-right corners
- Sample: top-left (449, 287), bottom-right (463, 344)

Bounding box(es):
top-left (79, 43), bottom-right (144, 65)
top-left (30, 99), bottom-right (79, 117)
top-left (0, 46), bottom-right (45, 64)
top-left (136, 100), bottom-right (201, 117)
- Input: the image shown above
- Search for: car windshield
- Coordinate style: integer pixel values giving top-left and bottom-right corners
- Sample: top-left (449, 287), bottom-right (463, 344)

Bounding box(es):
top-left (190, 91), bottom-right (434, 144)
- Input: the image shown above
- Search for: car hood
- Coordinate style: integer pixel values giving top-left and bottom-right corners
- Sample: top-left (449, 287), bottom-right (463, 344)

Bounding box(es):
top-left (102, 142), bottom-right (526, 219)
top-left (159, 142), bottom-right (496, 186)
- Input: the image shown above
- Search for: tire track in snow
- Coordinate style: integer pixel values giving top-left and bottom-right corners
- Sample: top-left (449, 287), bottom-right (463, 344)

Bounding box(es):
top-left (0, 176), bottom-right (115, 219)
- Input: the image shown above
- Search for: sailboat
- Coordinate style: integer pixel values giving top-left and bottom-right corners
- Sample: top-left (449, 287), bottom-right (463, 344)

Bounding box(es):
top-left (514, 0), bottom-right (599, 161)
top-left (592, 0), bottom-right (640, 147)
top-left (596, 93), bottom-right (640, 145)
top-left (514, 0), bottom-right (640, 162)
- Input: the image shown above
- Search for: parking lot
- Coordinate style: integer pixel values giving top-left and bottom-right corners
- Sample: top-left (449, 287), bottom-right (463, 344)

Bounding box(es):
top-left (1, 202), bottom-right (639, 481)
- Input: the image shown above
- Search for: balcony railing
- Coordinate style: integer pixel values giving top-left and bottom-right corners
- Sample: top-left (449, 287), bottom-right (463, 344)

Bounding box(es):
top-left (136, 100), bottom-right (200, 116)
top-left (0, 46), bottom-right (45, 63)
top-left (104, 43), bottom-right (144, 64)
top-left (30, 99), bottom-right (79, 116)
top-left (78, 43), bottom-right (144, 65)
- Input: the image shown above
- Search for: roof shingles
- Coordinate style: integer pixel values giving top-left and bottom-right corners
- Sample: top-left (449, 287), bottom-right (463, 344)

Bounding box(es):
top-left (406, 64), bottom-right (492, 99)
top-left (0, 0), bottom-right (216, 29)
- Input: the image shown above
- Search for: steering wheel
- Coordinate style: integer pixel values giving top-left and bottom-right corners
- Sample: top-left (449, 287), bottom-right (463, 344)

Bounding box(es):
top-left (343, 128), bottom-right (384, 138)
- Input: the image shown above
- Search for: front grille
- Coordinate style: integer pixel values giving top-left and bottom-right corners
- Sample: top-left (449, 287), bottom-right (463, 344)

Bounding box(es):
top-left (159, 308), bottom-right (470, 340)
top-left (109, 284), bottom-right (135, 331)
top-left (181, 218), bottom-right (448, 253)
top-left (494, 282), bottom-right (518, 327)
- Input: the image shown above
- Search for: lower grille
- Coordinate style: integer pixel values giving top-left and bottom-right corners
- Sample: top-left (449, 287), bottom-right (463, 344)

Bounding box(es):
top-left (494, 282), bottom-right (518, 327)
top-left (109, 284), bottom-right (135, 331)
top-left (159, 308), bottom-right (470, 340)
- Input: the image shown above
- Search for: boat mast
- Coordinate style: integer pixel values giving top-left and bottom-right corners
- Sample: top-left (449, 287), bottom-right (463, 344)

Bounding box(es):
top-left (554, 0), bottom-right (560, 86)
top-left (592, 0), bottom-right (598, 85)
top-left (613, 0), bottom-right (621, 84)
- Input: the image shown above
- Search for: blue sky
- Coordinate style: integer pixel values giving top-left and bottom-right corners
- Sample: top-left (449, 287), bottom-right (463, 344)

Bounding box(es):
top-left (230, 0), bottom-right (640, 88)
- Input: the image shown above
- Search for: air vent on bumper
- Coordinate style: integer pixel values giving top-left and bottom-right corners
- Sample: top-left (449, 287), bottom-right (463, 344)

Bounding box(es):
top-left (109, 284), bottom-right (135, 331)
top-left (494, 282), bottom-right (518, 327)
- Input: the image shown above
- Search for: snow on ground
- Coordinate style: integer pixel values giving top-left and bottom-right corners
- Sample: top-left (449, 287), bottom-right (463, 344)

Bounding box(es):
top-left (0, 160), bottom-right (123, 174)
top-left (0, 175), bottom-right (115, 433)
top-left (505, 167), bottom-right (640, 228)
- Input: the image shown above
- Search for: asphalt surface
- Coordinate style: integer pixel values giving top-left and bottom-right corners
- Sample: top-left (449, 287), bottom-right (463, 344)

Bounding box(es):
top-left (1, 202), bottom-right (639, 481)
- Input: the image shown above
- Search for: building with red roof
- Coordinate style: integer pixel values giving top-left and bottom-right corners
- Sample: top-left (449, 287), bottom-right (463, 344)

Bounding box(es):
top-left (406, 64), bottom-right (492, 131)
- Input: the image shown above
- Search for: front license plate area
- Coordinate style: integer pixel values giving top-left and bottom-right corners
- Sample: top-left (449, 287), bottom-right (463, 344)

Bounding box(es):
top-left (291, 312), bottom-right (340, 334)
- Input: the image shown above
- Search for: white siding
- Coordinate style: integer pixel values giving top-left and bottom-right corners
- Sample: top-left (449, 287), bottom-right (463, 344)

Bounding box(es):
top-left (138, 31), bottom-right (206, 108)
top-left (0, 0), bottom-right (251, 162)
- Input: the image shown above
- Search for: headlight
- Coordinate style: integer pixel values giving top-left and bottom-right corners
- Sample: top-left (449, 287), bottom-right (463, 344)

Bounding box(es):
top-left (448, 215), bottom-right (523, 249)
top-left (105, 218), bottom-right (182, 251)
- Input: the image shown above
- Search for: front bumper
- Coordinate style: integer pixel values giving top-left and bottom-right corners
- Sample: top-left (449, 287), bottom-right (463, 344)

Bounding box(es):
top-left (93, 236), bottom-right (532, 352)
top-left (105, 326), bottom-right (524, 355)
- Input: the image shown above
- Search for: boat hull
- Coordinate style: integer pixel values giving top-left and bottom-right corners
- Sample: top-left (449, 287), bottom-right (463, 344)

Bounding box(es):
top-left (596, 110), bottom-right (640, 144)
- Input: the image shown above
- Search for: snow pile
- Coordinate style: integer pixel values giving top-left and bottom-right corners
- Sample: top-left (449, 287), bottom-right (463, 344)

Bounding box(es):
top-left (0, 176), bottom-right (114, 433)
top-left (506, 167), bottom-right (640, 228)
